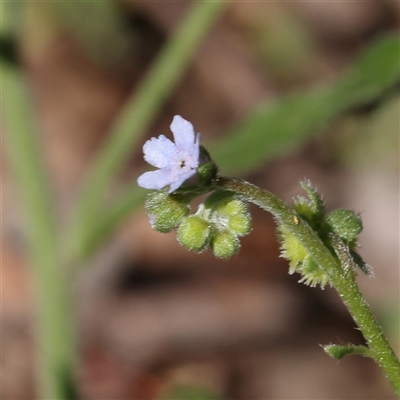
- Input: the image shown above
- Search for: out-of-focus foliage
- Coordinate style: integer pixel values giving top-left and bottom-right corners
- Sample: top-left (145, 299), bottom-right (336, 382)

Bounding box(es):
top-left (337, 95), bottom-right (399, 169)
top-left (209, 35), bottom-right (400, 175)
top-left (243, 4), bottom-right (322, 86)
top-left (160, 385), bottom-right (221, 400)
top-left (0, 3), bottom-right (22, 65)
top-left (1, 1), bottom-right (134, 66)
top-left (55, 1), bottom-right (134, 66)
top-left (1, 1), bottom-right (23, 35)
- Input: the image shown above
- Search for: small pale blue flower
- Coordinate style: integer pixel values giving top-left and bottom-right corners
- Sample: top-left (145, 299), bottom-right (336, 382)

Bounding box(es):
top-left (138, 115), bottom-right (201, 193)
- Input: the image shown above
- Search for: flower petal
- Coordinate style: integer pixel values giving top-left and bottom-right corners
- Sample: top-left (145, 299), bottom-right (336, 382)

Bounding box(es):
top-left (137, 169), bottom-right (171, 190)
top-left (168, 166), bottom-right (198, 193)
top-left (143, 135), bottom-right (176, 168)
top-left (139, 116), bottom-right (202, 193)
top-left (191, 133), bottom-right (201, 164)
top-left (170, 115), bottom-right (196, 149)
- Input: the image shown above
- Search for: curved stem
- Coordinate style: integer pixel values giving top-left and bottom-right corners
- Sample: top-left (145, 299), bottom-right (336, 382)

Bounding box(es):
top-left (217, 177), bottom-right (400, 395)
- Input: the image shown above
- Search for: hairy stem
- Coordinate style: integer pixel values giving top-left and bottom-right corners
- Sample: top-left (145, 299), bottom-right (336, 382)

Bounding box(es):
top-left (217, 177), bottom-right (400, 394)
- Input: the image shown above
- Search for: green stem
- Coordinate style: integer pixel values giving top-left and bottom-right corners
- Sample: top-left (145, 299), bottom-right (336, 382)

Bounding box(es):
top-left (217, 177), bottom-right (400, 395)
top-left (67, 0), bottom-right (227, 261)
top-left (3, 64), bottom-right (76, 399)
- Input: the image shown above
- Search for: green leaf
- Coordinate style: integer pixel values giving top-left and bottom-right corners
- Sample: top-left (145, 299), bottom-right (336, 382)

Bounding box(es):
top-left (208, 88), bottom-right (333, 174)
top-left (209, 35), bottom-right (400, 175)
top-left (323, 344), bottom-right (375, 360)
top-left (331, 35), bottom-right (400, 106)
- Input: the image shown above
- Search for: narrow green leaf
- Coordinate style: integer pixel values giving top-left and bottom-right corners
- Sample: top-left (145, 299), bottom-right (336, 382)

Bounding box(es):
top-left (209, 35), bottom-right (400, 174)
top-left (323, 344), bottom-right (375, 360)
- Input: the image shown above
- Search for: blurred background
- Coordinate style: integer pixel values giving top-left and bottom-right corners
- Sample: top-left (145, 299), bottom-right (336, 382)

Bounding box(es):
top-left (2, 1), bottom-right (399, 399)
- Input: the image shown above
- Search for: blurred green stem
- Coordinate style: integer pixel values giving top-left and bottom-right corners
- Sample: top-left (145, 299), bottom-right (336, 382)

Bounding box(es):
top-left (217, 177), bottom-right (400, 395)
top-left (3, 64), bottom-right (76, 399)
top-left (67, 0), bottom-right (227, 261)
top-left (80, 185), bottom-right (146, 258)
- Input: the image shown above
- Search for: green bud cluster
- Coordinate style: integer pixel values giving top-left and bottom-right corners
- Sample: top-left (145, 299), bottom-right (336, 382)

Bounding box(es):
top-left (177, 191), bottom-right (251, 258)
top-left (279, 180), bottom-right (369, 288)
top-left (145, 189), bottom-right (252, 259)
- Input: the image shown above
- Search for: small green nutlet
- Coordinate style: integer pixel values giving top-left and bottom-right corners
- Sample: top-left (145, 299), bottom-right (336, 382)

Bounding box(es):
top-left (326, 209), bottom-right (363, 242)
top-left (215, 197), bottom-right (247, 215)
top-left (176, 192), bottom-right (252, 259)
top-left (228, 214), bottom-right (252, 237)
top-left (177, 215), bottom-right (211, 252)
top-left (145, 191), bottom-right (189, 233)
top-left (207, 192), bottom-right (252, 237)
top-left (211, 230), bottom-right (239, 259)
